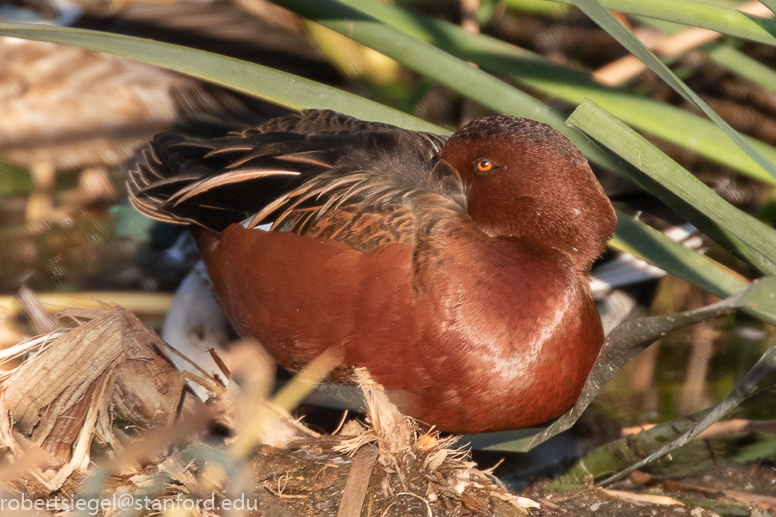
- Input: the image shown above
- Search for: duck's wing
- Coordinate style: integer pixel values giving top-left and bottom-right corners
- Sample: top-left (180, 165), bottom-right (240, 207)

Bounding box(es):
top-left (129, 109), bottom-right (467, 251)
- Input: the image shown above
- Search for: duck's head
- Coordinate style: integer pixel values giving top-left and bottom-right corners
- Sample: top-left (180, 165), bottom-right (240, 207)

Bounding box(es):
top-left (438, 116), bottom-right (617, 272)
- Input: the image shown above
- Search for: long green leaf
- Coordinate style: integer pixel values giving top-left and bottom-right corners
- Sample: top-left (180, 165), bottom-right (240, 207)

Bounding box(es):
top-left (532, 83), bottom-right (776, 186)
top-left (597, 336), bottom-right (776, 485)
top-left (567, 0), bottom-right (776, 182)
top-left (505, 0), bottom-right (574, 14)
top-left (611, 212), bottom-right (749, 299)
top-left (557, 407), bottom-right (713, 485)
top-left (707, 43), bottom-right (776, 93)
top-left (269, 0), bottom-right (618, 171)
top-left (0, 22), bottom-right (442, 134)
top-left (548, 0), bottom-right (776, 47)
top-left (340, 0), bottom-right (776, 184)
top-left (568, 98), bottom-right (776, 276)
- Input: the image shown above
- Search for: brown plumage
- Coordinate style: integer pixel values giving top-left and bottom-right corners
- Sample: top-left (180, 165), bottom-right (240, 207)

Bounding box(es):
top-left (128, 109), bottom-right (617, 434)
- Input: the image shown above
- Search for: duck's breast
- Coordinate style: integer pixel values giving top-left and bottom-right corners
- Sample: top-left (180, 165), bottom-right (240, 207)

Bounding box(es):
top-left (405, 228), bottom-right (604, 432)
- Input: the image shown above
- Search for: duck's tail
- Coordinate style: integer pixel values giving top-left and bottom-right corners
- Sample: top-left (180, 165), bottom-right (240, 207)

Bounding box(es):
top-left (127, 126), bottom-right (321, 234)
top-left (128, 109), bottom-right (459, 254)
top-left (129, 132), bottom-right (245, 232)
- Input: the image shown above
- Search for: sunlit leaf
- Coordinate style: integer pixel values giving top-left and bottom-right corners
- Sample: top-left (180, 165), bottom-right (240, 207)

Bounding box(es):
top-left (610, 212), bottom-right (749, 299)
top-left (550, 0), bottom-right (776, 47)
top-left (706, 43), bottom-right (776, 93)
top-left (567, 0), bottom-right (776, 182)
top-left (568, 98), bottom-right (776, 276)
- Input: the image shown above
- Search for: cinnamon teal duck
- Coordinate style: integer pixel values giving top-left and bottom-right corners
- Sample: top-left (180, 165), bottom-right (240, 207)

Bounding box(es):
top-left (128, 109), bottom-right (617, 434)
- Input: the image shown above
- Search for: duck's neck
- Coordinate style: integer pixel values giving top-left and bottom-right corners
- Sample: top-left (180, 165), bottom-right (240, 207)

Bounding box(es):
top-left (474, 222), bottom-right (600, 277)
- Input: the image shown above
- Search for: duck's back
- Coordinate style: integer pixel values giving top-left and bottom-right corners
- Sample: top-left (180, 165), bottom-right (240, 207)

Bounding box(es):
top-left (129, 109), bottom-right (464, 251)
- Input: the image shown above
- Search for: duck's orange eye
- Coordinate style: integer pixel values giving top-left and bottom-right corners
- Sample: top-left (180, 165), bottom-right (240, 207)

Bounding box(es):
top-left (475, 159), bottom-right (493, 173)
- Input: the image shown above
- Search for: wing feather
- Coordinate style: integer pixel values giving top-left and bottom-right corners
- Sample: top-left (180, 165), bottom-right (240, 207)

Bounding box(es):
top-left (128, 109), bottom-right (466, 249)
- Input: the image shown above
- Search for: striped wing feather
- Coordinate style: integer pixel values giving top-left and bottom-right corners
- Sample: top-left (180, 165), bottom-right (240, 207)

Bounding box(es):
top-left (128, 110), bottom-right (467, 250)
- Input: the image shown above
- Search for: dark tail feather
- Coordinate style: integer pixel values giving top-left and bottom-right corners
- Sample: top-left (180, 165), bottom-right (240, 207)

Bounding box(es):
top-left (127, 128), bottom-right (332, 232)
top-left (128, 133), bottom-right (254, 231)
top-left (127, 109), bottom-right (446, 236)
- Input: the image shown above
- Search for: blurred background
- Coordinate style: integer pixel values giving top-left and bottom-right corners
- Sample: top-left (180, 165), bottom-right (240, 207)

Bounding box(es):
top-left (1, 0), bottom-right (776, 484)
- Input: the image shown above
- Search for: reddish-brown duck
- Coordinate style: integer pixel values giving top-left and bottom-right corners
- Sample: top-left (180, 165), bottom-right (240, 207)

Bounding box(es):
top-left (128, 109), bottom-right (617, 434)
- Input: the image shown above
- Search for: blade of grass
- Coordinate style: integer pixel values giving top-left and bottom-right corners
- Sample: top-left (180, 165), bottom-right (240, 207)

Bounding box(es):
top-left (596, 336), bottom-right (776, 485)
top-left (706, 43), bottom-right (776, 92)
top-left (611, 212), bottom-right (749, 299)
top-left (339, 0), bottom-right (776, 184)
top-left (230, 347), bottom-right (343, 457)
top-left (629, 15), bottom-right (776, 92)
top-left (547, 0), bottom-right (776, 47)
top-left (567, 0), bottom-right (776, 182)
top-left (561, 405), bottom-right (776, 484)
top-left (556, 408), bottom-right (714, 484)
top-left (525, 81), bottom-right (776, 185)
top-left (267, 0), bottom-right (618, 171)
top-left (504, 0), bottom-right (574, 15)
top-left (568, 98), bottom-right (776, 276)
top-left (0, 22), bottom-right (443, 134)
